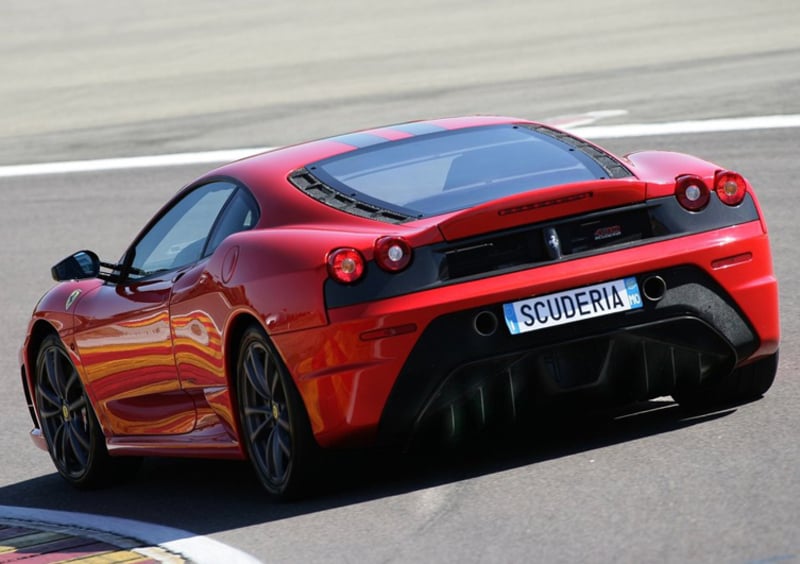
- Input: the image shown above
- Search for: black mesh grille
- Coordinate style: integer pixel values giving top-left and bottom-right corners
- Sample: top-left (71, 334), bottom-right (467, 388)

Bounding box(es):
top-left (289, 169), bottom-right (412, 224)
top-left (322, 194), bottom-right (761, 310)
top-left (441, 207), bottom-right (653, 280)
top-left (528, 125), bottom-right (632, 179)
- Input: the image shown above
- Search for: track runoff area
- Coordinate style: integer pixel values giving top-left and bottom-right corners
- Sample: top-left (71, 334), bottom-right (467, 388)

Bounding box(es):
top-left (1, 110), bottom-right (798, 562)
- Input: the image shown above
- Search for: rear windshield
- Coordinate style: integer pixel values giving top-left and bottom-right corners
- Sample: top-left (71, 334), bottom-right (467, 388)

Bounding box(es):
top-left (306, 124), bottom-right (622, 218)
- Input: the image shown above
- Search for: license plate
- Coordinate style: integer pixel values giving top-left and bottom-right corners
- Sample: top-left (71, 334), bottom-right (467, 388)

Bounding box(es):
top-left (503, 277), bottom-right (643, 335)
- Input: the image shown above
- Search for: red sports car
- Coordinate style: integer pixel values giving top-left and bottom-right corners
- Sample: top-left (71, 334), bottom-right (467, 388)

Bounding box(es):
top-left (19, 116), bottom-right (780, 497)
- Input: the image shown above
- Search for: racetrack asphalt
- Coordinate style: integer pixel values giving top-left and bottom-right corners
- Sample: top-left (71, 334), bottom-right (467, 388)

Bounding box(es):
top-left (2, 118), bottom-right (798, 564)
top-left (1, 1), bottom-right (799, 563)
top-left (2, 0), bottom-right (798, 166)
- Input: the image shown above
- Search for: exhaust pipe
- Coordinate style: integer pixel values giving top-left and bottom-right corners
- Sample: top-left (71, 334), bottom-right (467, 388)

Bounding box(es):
top-left (473, 310), bottom-right (498, 337)
top-left (642, 275), bottom-right (667, 302)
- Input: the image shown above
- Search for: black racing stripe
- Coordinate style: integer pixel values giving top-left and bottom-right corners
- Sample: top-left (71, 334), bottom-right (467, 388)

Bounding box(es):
top-left (388, 122), bottom-right (448, 136)
top-left (328, 132), bottom-right (389, 148)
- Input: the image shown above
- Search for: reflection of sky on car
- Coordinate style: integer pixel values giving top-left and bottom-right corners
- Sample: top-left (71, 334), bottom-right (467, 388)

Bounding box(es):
top-left (133, 183), bottom-right (236, 274)
top-left (315, 127), bottom-right (601, 215)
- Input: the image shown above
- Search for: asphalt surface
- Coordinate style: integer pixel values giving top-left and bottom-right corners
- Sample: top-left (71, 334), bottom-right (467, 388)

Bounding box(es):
top-left (2, 0), bottom-right (799, 165)
top-left (1, 1), bottom-right (799, 563)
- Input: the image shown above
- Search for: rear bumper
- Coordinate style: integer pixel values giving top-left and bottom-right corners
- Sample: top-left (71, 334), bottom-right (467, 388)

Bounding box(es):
top-left (378, 267), bottom-right (754, 445)
top-left (274, 220), bottom-right (779, 448)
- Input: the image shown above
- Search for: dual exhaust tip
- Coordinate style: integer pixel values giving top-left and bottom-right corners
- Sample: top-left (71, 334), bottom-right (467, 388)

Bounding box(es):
top-left (472, 275), bottom-right (667, 337)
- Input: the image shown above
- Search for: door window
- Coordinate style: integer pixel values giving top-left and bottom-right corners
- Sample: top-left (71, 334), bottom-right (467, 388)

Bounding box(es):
top-left (205, 188), bottom-right (260, 257)
top-left (129, 182), bottom-right (237, 277)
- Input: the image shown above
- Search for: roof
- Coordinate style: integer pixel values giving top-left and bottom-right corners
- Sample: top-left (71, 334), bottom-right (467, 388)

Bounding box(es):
top-left (209, 116), bottom-right (529, 183)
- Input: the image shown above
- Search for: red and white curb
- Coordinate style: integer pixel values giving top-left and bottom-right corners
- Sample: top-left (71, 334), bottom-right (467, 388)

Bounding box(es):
top-left (0, 505), bottom-right (262, 564)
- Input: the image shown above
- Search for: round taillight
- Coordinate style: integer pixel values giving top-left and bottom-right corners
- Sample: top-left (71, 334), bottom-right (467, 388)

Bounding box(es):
top-left (675, 174), bottom-right (710, 211)
top-left (715, 171), bottom-right (747, 206)
top-left (326, 248), bottom-right (365, 284)
top-left (374, 236), bottom-right (412, 272)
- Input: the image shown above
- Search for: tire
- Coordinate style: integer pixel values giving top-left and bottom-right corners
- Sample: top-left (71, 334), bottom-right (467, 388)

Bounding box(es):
top-left (673, 351), bottom-right (778, 408)
top-left (34, 334), bottom-right (138, 489)
top-left (236, 325), bottom-right (316, 499)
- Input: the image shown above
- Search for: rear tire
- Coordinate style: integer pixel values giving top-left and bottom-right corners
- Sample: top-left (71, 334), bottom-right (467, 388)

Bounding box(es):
top-left (236, 325), bottom-right (316, 499)
top-left (673, 351), bottom-right (778, 408)
top-left (35, 335), bottom-right (139, 488)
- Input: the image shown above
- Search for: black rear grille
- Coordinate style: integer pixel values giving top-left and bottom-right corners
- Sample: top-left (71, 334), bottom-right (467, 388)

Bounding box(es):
top-left (442, 207), bottom-right (653, 280)
top-left (289, 169), bottom-right (412, 224)
top-left (323, 194), bottom-right (761, 309)
top-left (445, 232), bottom-right (547, 279)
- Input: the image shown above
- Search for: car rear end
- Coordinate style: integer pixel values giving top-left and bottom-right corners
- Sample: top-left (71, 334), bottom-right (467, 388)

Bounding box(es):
top-left (269, 119), bottom-right (779, 448)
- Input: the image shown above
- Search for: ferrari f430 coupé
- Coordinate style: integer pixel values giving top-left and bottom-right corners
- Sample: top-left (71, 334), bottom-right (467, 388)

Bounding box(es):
top-left (20, 116), bottom-right (780, 497)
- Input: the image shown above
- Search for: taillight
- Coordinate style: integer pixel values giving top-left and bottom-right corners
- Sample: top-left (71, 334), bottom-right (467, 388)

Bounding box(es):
top-left (374, 236), bottom-right (412, 272)
top-left (326, 248), bottom-right (365, 284)
top-left (715, 171), bottom-right (747, 206)
top-left (675, 174), bottom-right (710, 211)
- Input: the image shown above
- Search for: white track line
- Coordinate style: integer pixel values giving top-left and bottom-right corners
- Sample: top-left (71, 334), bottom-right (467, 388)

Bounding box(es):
top-left (1, 114), bottom-right (799, 178)
top-left (0, 147), bottom-right (272, 178)
top-left (571, 114), bottom-right (800, 139)
top-left (0, 505), bottom-right (262, 564)
top-left (545, 108), bottom-right (629, 129)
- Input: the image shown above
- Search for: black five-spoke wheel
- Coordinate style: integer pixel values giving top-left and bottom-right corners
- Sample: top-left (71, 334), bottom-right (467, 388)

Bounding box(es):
top-left (34, 334), bottom-right (112, 488)
top-left (237, 325), bottom-right (314, 498)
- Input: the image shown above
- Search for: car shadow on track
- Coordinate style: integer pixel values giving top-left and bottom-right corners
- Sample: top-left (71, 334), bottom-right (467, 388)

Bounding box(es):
top-left (0, 399), bottom-right (738, 536)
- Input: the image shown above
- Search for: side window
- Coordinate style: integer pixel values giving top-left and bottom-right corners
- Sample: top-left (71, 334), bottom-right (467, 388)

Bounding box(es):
top-left (129, 181), bottom-right (237, 277)
top-left (205, 188), bottom-right (260, 256)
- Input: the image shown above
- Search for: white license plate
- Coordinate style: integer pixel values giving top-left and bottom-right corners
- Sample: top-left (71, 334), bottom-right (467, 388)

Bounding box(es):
top-left (503, 277), bottom-right (643, 335)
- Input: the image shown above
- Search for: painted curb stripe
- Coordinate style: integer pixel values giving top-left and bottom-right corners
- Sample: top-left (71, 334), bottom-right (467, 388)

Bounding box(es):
top-left (0, 524), bottom-right (156, 563)
top-left (0, 506), bottom-right (262, 564)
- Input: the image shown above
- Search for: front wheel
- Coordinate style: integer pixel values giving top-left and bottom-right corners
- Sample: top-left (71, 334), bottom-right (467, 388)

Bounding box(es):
top-left (673, 351), bottom-right (778, 408)
top-left (236, 325), bottom-right (316, 498)
top-left (34, 334), bottom-right (138, 488)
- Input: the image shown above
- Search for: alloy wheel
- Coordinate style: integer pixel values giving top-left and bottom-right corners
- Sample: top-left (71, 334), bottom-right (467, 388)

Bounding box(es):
top-left (35, 340), bottom-right (95, 480)
top-left (240, 337), bottom-right (294, 491)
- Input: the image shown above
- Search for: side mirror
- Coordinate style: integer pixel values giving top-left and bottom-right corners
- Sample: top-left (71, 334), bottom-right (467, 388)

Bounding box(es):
top-left (51, 250), bottom-right (101, 281)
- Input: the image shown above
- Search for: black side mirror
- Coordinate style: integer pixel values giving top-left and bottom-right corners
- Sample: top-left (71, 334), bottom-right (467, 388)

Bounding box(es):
top-left (51, 250), bottom-right (101, 281)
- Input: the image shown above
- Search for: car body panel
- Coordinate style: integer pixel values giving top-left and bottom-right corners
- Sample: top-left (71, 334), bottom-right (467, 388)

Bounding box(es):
top-left (72, 273), bottom-right (191, 436)
top-left (273, 219), bottom-right (778, 447)
top-left (436, 178), bottom-right (648, 241)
